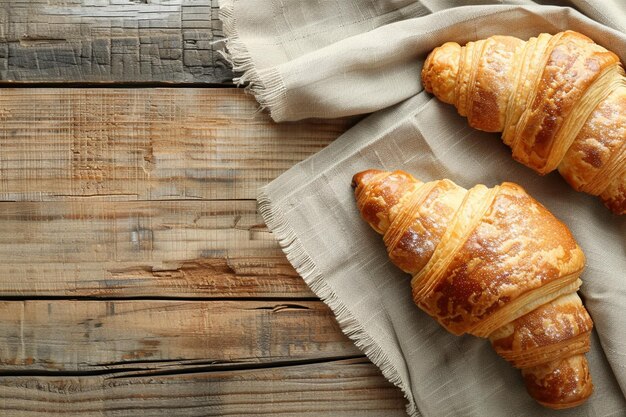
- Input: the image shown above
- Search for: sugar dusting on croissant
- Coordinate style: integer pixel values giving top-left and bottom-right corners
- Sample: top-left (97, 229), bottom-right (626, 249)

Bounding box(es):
top-left (352, 169), bottom-right (593, 409)
top-left (422, 31), bottom-right (625, 214)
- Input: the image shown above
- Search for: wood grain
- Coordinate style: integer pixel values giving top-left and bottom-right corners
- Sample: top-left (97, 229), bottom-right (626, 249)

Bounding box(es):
top-left (0, 88), bottom-right (352, 297)
top-left (0, 199), bottom-right (316, 297)
top-left (0, 88), bottom-right (352, 202)
top-left (0, 299), bottom-right (360, 372)
top-left (0, 359), bottom-right (407, 416)
top-left (0, 0), bottom-right (232, 83)
top-left (0, 5), bottom-right (407, 415)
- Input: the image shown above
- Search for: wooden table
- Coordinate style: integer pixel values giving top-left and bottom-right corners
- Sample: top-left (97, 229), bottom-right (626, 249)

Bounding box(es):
top-left (0, 2), bottom-right (407, 415)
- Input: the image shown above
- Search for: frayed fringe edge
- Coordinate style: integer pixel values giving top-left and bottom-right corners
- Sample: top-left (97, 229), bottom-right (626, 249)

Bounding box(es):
top-left (258, 188), bottom-right (420, 417)
top-left (218, 0), bottom-right (288, 121)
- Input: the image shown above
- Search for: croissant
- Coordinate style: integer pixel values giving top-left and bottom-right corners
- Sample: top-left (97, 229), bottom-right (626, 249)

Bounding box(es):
top-left (352, 169), bottom-right (594, 409)
top-left (421, 30), bottom-right (625, 214)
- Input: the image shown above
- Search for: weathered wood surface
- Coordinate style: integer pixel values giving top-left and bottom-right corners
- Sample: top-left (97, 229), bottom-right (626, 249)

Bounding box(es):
top-left (0, 84), bottom-right (403, 414)
top-left (0, 300), bottom-right (360, 371)
top-left (0, 89), bottom-right (351, 202)
top-left (0, 88), bottom-right (353, 297)
top-left (0, 0), bottom-right (232, 83)
top-left (0, 359), bottom-right (407, 416)
top-left (0, 200), bottom-right (313, 297)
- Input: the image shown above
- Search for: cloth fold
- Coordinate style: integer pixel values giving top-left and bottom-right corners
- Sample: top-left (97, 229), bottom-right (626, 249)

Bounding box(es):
top-left (219, 0), bottom-right (625, 122)
top-left (219, 1), bottom-right (626, 416)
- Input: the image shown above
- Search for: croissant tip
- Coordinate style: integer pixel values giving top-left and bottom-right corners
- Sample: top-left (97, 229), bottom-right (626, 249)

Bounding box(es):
top-left (351, 169), bottom-right (383, 189)
top-left (523, 354), bottom-right (593, 409)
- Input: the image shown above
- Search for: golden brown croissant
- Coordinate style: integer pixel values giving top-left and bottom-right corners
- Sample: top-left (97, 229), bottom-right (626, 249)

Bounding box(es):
top-left (421, 31), bottom-right (625, 214)
top-left (352, 169), bottom-right (594, 409)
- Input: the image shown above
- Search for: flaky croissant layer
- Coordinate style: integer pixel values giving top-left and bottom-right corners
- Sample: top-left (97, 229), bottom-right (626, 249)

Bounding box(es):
top-left (422, 31), bottom-right (625, 214)
top-left (352, 169), bottom-right (593, 409)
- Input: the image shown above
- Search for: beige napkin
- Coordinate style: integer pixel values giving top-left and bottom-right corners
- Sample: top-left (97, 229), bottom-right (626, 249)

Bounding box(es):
top-left (219, 1), bottom-right (626, 416)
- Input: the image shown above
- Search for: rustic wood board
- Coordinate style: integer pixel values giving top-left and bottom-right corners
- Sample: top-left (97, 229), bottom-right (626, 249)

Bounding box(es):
top-left (0, 200), bottom-right (295, 297)
top-left (0, 89), bottom-right (352, 201)
top-left (0, 88), bottom-right (354, 297)
top-left (0, 359), bottom-right (407, 416)
top-left (0, 0), bottom-right (232, 83)
top-left (0, 0), bottom-right (411, 409)
top-left (0, 300), bottom-right (360, 372)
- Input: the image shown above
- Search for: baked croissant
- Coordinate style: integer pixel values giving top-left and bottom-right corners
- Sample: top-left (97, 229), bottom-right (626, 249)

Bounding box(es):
top-left (421, 31), bottom-right (625, 214)
top-left (352, 169), bottom-right (594, 409)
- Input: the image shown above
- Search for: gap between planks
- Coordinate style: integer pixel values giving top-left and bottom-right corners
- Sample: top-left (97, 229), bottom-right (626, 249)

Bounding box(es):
top-left (0, 82), bottom-right (237, 88)
top-left (0, 354), bottom-right (368, 379)
top-left (0, 299), bottom-right (360, 373)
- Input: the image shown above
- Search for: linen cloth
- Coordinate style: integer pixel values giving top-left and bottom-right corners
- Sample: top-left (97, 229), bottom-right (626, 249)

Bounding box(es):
top-left (219, 1), bottom-right (626, 416)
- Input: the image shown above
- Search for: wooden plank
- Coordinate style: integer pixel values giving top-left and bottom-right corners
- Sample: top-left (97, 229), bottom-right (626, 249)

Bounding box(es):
top-left (0, 299), bottom-right (360, 372)
top-left (0, 199), bottom-right (315, 298)
top-left (0, 359), bottom-right (407, 416)
top-left (0, 0), bottom-right (232, 83)
top-left (0, 89), bottom-right (352, 201)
